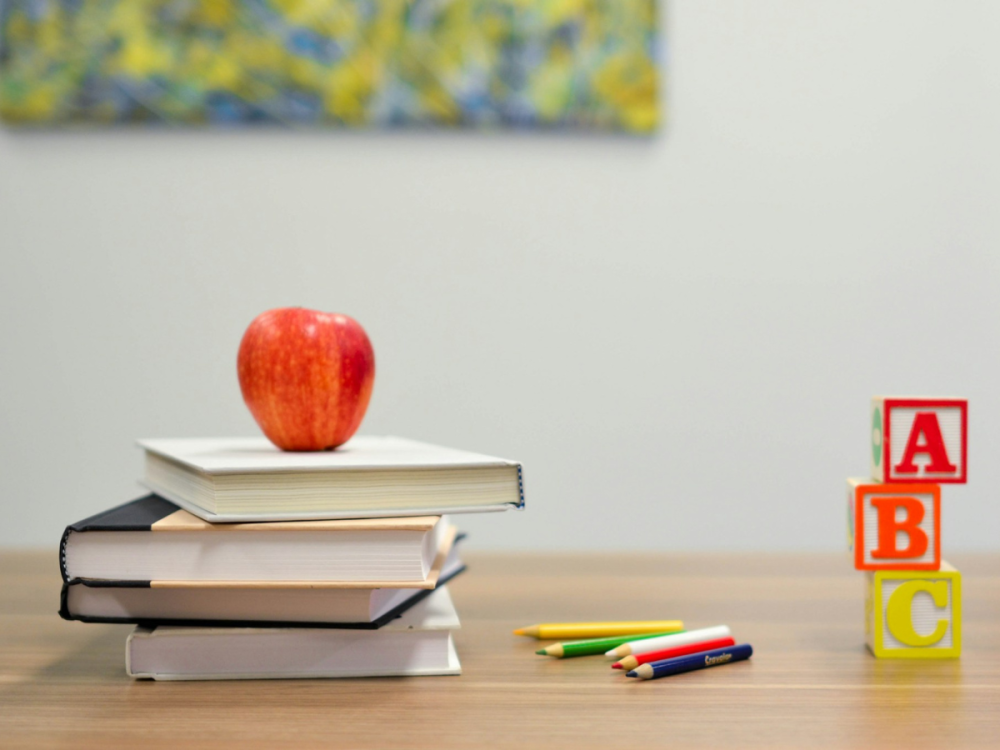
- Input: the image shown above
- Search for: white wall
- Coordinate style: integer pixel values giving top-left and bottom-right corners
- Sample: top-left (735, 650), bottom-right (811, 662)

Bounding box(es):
top-left (2, 1), bottom-right (999, 550)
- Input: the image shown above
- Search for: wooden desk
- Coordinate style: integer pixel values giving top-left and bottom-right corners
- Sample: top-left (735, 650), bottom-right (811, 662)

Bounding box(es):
top-left (2, 551), bottom-right (998, 748)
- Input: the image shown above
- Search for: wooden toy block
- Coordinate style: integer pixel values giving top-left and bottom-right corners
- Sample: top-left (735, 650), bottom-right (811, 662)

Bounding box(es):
top-left (865, 562), bottom-right (961, 659)
top-left (871, 396), bottom-right (967, 484)
top-left (847, 479), bottom-right (940, 571)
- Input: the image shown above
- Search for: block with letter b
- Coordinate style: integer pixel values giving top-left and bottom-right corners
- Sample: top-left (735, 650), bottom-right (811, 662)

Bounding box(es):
top-left (865, 562), bottom-right (961, 659)
top-left (848, 479), bottom-right (940, 571)
top-left (871, 396), bottom-right (967, 484)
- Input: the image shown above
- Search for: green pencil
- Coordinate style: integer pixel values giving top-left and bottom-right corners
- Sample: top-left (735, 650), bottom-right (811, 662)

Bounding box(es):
top-left (535, 630), bottom-right (686, 658)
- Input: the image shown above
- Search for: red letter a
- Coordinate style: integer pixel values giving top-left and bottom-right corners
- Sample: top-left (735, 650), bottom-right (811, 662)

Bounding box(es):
top-left (894, 412), bottom-right (957, 475)
top-left (870, 496), bottom-right (928, 559)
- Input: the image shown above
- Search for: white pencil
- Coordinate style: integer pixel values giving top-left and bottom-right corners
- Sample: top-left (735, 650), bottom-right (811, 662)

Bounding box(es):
top-left (605, 625), bottom-right (732, 659)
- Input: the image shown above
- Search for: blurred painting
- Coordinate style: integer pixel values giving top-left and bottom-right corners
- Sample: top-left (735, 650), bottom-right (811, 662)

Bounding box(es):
top-left (0, 0), bottom-right (659, 132)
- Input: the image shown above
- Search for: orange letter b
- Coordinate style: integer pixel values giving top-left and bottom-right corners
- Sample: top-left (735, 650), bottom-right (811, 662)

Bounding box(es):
top-left (870, 496), bottom-right (928, 559)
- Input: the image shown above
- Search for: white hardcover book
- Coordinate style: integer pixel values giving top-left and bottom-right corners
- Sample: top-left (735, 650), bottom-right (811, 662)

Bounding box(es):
top-left (126, 586), bottom-right (462, 680)
top-left (138, 435), bottom-right (524, 522)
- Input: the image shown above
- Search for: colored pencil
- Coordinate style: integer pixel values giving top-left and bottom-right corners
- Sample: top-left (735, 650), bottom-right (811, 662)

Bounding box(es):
top-left (514, 621), bottom-right (684, 640)
top-left (536, 630), bottom-right (686, 658)
top-left (612, 637), bottom-right (736, 670)
top-left (605, 625), bottom-right (731, 659)
top-left (626, 643), bottom-right (753, 680)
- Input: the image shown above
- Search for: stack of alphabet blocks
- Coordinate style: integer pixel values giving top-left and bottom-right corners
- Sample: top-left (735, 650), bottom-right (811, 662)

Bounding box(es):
top-left (847, 396), bottom-right (966, 659)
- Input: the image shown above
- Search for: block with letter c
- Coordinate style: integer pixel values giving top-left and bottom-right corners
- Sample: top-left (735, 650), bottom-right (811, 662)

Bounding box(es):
top-left (865, 563), bottom-right (961, 659)
top-left (847, 479), bottom-right (940, 571)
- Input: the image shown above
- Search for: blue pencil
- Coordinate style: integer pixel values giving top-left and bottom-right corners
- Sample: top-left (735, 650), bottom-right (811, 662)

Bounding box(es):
top-left (625, 643), bottom-right (753, 680)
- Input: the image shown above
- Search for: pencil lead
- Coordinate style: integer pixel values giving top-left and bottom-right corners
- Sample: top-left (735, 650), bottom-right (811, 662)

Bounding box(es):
top-left (611, 663), bottom-right (622, 669)
top-left (513, 628), bottom-right (526, 636)
top-left (535, 649), bottom-right (547, 655)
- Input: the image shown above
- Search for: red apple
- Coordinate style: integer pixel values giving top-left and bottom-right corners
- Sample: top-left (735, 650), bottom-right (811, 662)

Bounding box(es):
top-left (237, 308), bottom-right (375, 451)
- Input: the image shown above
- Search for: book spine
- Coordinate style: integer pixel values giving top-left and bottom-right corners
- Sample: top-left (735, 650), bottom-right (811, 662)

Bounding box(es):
top-left (58, 581), bottom-right (71, 620)
top-left (58, 526), bottom-right (72, 583)
top-left (125, 629), bottom-right (136, 677)
top-left (59, 579), bottom-right (153, 622)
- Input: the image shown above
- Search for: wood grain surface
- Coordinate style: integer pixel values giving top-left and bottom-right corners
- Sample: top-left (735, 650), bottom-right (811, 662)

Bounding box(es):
top-left (2, 551), bottom-right (999, 749)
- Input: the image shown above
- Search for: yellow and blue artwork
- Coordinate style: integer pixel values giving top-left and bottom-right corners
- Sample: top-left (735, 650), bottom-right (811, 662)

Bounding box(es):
top-left (0, 0), bottom-right (659, 132)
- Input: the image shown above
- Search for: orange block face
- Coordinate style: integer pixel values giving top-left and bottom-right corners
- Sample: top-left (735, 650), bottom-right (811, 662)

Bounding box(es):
top-left (848, 479), bottom-right (941, 571)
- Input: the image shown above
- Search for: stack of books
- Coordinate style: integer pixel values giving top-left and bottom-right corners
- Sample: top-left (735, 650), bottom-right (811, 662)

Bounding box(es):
top-left (59, 436), bottom-right (524, 680)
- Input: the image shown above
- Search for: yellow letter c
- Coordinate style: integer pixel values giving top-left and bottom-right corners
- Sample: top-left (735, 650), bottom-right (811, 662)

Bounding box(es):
top-left (886, 580), bottom-right (949, 646)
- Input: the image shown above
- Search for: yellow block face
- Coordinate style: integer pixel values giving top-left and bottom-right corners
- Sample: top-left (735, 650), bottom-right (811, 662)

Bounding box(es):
top-left (865, 563), bottom-right (961, 659)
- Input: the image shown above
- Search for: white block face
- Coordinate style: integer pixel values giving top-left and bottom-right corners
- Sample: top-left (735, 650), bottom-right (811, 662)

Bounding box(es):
top-left (880, 578), bottom-right (954, 651)
top-left (888, 405), bottom-right (964, 481)
top-left (858, 489), bottom-right (937, 567)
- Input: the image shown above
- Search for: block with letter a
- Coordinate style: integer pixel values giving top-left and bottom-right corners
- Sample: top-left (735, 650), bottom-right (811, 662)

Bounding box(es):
top-left (871, 397), bottom-right (967, 484)
top-left (847, 479), bottom-right (940, 571)
top-left (865, 562), bottom-right (961, 659)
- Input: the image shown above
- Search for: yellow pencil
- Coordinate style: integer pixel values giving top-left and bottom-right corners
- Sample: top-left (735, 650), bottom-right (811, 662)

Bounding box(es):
top-left (513, 621), bottom-right (684, 640)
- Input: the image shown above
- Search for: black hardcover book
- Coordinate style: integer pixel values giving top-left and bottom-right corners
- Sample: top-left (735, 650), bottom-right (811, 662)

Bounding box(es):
top-left (60, 560), bottom-right (467, 630)
top-left (60, 495), bottom-right (457, 585)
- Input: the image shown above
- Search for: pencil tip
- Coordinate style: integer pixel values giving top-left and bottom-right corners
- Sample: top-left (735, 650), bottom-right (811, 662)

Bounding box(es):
top-left (626, 671), bottom-right (637, 678)
top-left (535, 649), bottom-right (546, 655)
top-left (513, 629), bottom-right (525, 636)
top-left (611, 663), bottom-right (622, 669)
